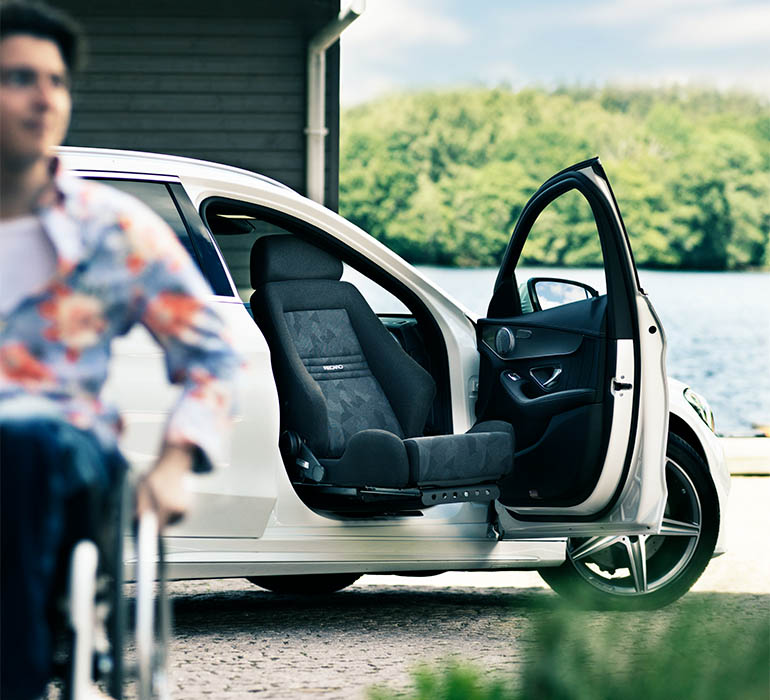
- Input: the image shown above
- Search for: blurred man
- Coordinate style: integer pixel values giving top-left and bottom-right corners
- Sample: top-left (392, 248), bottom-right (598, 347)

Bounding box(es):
top-left (0, 2), bottom-right (239, 697)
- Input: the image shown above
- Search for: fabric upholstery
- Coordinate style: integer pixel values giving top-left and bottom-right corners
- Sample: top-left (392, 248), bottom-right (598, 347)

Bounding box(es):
top-left (250, 235), bottom-right (515, 491)
top-left (404, 428), bottom-right (513, 487)
top-left (469, 420), bottom-right (516, 437)
top-left (283, 307), bottom-right (403, 455)
top-left (251, 278), bottom-right (435, 456)
top-left (320, 429), bottom-right (410, 488)
top-left (250, 235), bottom-right (342, 286)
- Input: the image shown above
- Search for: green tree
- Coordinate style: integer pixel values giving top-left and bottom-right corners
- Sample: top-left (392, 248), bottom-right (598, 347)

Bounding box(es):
top-left (340, 87), bottom-right (770, 270)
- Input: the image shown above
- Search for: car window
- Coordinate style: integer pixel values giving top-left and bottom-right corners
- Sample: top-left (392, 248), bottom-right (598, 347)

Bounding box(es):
top-left (340, 265), bottom-right (409, 315)
top-left (96, 179), bottom-right (201, 269)
top-left (517, 188), bottom-right (607, 312)
top-left (206, 206), bottom-right (409, 314)
top-left (207, 215), bottom-right (284, 302)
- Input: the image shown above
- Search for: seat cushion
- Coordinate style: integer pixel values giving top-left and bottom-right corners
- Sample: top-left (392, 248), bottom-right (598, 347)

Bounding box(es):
top-left (404, 427), bottom-right (514, 487)
top-left (320, 423), bottom-right (514, 491)
top-left (319, 429), bottom-right (410, 488)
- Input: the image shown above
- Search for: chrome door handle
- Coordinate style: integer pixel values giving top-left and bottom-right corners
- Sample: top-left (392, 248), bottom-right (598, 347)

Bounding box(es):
top-left (530, 367), bottom-right (562, 389)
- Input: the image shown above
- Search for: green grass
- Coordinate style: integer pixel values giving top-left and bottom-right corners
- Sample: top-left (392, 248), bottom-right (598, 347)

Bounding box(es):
top-left (368, 600), bottom-right (770, 700)
top-left (368, 663), bottom-right (516, 700)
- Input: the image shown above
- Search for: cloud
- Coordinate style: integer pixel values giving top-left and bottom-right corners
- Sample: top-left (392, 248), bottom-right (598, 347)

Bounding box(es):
top-left (338, 0), bottom-right (770, 104)
top-left (340, 70), bottom-right (400, 106)
top-left (342, 0), bottom-right (470, 57)
top-left (653, 4), bottom-right (770, 48)
top-left (340, 0), bottom-right (472, 104)
top-left (573, 0), bottom-right (734, 26)
top-left (571, 0), bottom-right (770, 48)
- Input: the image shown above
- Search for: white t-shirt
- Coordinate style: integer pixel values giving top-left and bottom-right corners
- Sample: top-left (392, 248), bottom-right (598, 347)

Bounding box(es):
top-left (0, 215), bottom-right (57, 315)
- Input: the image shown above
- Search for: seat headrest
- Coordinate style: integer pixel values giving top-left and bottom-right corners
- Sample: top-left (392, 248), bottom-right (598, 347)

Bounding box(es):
top-left (250, 235), bottom-right (344, 287)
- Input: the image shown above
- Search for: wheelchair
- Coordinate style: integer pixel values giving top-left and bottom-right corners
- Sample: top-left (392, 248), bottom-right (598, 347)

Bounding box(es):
top-left (51, 477), bottom-right (171, 700)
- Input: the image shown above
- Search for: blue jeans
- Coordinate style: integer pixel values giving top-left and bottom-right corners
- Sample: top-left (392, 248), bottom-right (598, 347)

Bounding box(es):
top-left (0, 416), bottom-right (126, 700)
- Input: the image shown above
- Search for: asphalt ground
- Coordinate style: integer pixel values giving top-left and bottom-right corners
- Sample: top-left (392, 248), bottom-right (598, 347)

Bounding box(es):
top-left (121, 474), bottom-right (769, 700)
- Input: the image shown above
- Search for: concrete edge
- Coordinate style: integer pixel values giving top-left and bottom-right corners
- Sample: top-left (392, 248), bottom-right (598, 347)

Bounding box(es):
top-left (720, 437), bottom-right (770, 476)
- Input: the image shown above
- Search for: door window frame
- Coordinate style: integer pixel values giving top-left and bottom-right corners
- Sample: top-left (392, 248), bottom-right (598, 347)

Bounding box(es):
top-left (75, 171), bottom-right (235, 298)
top-left (199, 195), bottom-right (455, 436)
top-left (496, 168), bottom-right (640, 341)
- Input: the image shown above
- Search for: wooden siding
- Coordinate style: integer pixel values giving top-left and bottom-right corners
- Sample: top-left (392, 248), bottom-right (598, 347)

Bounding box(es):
top-left (57, 0), bottom-right (340, 210)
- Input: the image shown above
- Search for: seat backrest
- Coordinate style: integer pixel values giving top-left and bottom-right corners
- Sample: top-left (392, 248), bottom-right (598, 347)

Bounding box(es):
top-left (250, 235), bottom-right (436, 458)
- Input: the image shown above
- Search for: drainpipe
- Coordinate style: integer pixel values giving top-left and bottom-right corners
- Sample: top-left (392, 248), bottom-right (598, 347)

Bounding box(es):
top-left (306, 0), bottom-right (365, 205)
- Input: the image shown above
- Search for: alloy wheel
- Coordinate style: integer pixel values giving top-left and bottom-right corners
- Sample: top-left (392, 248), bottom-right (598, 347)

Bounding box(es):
top-left (565, 458), bottom-right (702, 595)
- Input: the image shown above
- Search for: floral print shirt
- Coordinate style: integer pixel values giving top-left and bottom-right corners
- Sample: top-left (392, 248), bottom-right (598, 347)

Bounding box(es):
top-left (0, 161), bottom-right (240, 470)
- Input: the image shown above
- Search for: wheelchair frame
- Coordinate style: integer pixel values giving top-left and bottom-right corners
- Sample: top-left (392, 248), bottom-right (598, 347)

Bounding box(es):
top-left (59, 480), bottom-right (170, 700)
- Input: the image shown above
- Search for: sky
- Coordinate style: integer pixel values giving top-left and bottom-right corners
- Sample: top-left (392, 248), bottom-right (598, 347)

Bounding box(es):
top-left (339, 0), bottom-right (770, 105)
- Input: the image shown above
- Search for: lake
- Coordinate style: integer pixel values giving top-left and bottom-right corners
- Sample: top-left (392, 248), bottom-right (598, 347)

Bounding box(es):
top-left (416, 266), bottom-right (770, 437)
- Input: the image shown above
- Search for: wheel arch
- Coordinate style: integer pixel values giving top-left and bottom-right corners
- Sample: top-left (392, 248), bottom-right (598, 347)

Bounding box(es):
top-left (668, 412), bottom-right (708, 468)
top-left (668, 406), bottom-right (730, 556)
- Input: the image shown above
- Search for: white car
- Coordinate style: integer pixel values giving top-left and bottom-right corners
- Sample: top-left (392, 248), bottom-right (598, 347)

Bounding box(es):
top-left (59, 147), bottom-right (729, 610)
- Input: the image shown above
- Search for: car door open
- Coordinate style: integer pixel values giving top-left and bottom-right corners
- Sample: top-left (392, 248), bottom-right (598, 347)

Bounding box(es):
top-left (477, 159), bottom-right (669, 537)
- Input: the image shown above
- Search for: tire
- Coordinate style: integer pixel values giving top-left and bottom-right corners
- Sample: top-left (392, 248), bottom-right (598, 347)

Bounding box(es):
top-left (246, 573), bottom-right (361, 595)
top-left (539, 433), bottom-right (719, 610)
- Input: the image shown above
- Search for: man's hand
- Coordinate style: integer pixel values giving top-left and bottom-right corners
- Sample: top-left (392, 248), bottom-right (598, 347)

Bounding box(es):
top-left (135, 443), bottom-right (195, 529)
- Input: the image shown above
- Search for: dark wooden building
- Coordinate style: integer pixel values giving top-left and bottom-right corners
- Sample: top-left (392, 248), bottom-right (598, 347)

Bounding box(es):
top-left (56, 0), bottom-right (343, 210)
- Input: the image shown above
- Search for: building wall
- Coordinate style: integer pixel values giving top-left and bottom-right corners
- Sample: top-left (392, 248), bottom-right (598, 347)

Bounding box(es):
top-left (56, 0), bottom-right (340, 210)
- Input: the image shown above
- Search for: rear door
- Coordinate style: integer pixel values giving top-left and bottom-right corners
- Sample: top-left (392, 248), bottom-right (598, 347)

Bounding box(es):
top-left (477, 159), bottom-right (669, 537)
top-left (72, 172), bottom-right (279, 540)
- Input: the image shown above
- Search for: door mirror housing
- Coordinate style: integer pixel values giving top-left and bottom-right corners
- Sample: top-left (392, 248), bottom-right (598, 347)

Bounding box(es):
top-left (526, 277), bottom-right (600, 312)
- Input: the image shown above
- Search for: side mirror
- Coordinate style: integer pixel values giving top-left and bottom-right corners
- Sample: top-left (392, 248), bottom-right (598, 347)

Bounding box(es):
top-left (527, 277), bottom-right (600, 312)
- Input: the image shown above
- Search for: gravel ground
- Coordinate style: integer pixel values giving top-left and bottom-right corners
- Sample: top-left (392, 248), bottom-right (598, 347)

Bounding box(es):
top-left (122, 476), bottom-right (770, 699)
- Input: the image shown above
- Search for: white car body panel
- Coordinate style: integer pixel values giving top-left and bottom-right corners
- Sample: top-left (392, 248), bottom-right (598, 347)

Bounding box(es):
top-left (58, 147), bottom-right (727, 581)
top-left (667, 377), bottom-right (730, 554)
top-left (102, 298), bottom-right (280, 541)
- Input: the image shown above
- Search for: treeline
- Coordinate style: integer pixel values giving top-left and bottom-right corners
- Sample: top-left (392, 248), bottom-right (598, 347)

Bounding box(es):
top-left (339, 87), bottom-right (770, 270)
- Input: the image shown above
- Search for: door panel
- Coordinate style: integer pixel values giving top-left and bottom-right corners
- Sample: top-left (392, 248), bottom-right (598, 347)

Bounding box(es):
top-left (478, 159), bottom-right (667, 535)
top-left (478, 296), bottom-right (608, 505)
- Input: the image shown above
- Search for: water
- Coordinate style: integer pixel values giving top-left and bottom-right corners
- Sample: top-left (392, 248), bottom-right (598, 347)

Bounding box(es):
top-left (416, 266), bottom-right (770, 437)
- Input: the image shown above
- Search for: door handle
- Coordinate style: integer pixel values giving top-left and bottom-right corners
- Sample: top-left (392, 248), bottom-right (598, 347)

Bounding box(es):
top-left (500, 371), bottom-right (592, 419)
top-left (530, 366), bottom-right (562, 390)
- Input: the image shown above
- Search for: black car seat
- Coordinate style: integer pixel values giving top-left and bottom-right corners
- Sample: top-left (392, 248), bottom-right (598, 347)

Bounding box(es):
top-left (250, 235), bottom-right (514, 510)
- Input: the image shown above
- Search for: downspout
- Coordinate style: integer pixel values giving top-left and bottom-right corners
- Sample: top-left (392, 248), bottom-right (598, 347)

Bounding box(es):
top-left (306, 1), bottom-right (365, 205)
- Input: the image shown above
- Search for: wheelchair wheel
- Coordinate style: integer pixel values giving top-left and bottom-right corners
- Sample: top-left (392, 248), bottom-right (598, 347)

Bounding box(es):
top-left (67, 540), bottom-right (100, 700)
top-left (134, 511), bottom-right (171, 700)
top-left (63, 486), bottom-right (171, 700)
top-left (61, 471), bottom-right (129, 700)
top-left (105, 473), bottom-right (131, 700)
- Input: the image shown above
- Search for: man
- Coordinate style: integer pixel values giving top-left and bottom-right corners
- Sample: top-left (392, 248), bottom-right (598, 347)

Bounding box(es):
top-left (0, 2), bottom-right (240, 697)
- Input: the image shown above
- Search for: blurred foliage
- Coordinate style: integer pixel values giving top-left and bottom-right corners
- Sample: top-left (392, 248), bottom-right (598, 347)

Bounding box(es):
top-left (368, 663), bottom-right (515, 700)
top-left (340, 87), bottom-right (770, 270)
top-left (367, 599), bottom-right (770, 700)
